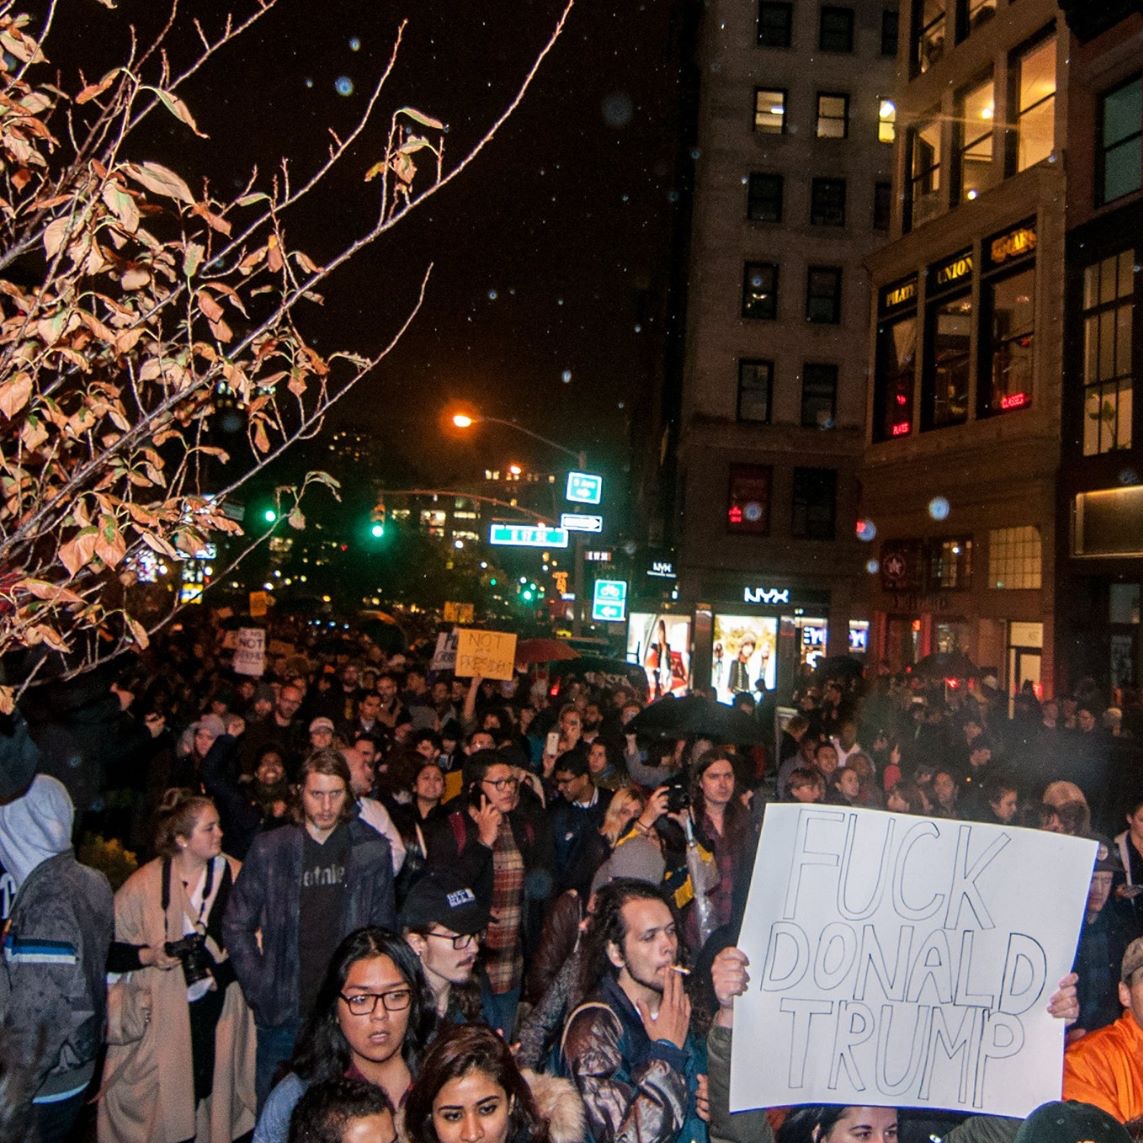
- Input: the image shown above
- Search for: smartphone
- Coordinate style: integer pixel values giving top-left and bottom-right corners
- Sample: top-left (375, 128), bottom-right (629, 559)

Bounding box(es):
top-left (545, 730), bottom-right (560, 756)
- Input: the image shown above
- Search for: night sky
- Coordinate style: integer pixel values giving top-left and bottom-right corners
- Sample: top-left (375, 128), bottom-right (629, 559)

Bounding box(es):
top-left (58, 1), bottom-right (692, 489)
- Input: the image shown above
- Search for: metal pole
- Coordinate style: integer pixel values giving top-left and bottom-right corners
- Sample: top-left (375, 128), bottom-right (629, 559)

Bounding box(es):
top-left (573, 449), bottom-right (586, 638)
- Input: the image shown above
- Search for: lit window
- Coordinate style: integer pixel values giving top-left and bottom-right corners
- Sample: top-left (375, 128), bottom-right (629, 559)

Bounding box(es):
top-left (954, 76), bottom-right (994, 201)
top-left (913, 0), bottom-right (945, 74)
top-left (747, 172), bottom-right (784, 221)
top-left (924, 294), bottom-right (972, 429)
top-left (982, 268), bottom-right (1035, 418)
top-left (1099, 77), bottom-right (1142, 205)
top-left (874, 313), bottom-right (917, 440)
top-left (754, 88), bottom-right (787, 134)
top-left (817, 92), bottom-right (849, 139)
top-left (1012, 34), bottom-right (1055, 173)
top-left (988, 526), bottom-right (1041, 589)
top-left (878, 98), bottom-right (896, 144)
top-left (928, 538), bottom-right (973, 590)
top-left (727, 465), bottom-right (772, 535)
top-left (964, 0), bottom-right (997, 38)
top-left (908, 113), bottom-right (942, 229)
top-left (738, 360), bottom-right (773, 423)
top-left (742, 261), bottom-right (779, 319)
top-left (1081, 250), bottom-right (1135, 455)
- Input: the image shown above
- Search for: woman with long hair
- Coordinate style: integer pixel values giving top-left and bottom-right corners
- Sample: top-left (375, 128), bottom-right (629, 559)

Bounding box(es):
top-left (99, 790), bottom-right (255, 1143)
top-left (407, 1024), bottom-right (583, 1143)
top-left (253, 927), bottom-right (437, 1143)
top-left (776, 1105), bottom-right (897, 1143)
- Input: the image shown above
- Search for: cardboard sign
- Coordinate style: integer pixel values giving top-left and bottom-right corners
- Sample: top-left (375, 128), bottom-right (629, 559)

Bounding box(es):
top-left (431, 630), bottom-right (459, 672)
top-left (248, 591), bottom-right (270, 618)
top-left (454, 629), bottom-right (518, 681)
top-left (443, 601), bottom-right (475, 624)
top-left (731, 805), bottom-right (1093, 1120)
top-left (233, 628), bottom-right (267, 677)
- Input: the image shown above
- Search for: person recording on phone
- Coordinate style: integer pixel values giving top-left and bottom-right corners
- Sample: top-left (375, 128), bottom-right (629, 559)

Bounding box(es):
top-left (425, 749), bottom-right (552, 1039)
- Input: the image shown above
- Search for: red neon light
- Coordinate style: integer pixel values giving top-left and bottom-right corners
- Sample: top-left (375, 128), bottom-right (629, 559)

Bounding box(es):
top-left (895, 394), bottom-right (908, 405)
top-left (1000, 392), bottom-right (1028, 410)
top-left (890, 421), bottom-right (911, 437)
top-left (728, 506), bottom-right (743, 524)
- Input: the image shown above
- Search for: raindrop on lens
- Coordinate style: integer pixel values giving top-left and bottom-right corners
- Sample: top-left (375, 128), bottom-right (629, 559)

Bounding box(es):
top-left (561, 370), bottom-right (573, 383)
top-left (856, 518), bottom-right (877, 542)
top-left (928, 496), bottom-right (950, 521)
top-left (1120, 468), bottom-right (1139, 485)
top-left (866, 559), bottom-right (880, 575)
top-left (335, 76), bottom-right (354, 97)
top-left (487, 289), bottom-right (498, 301)
top-left (601, 91), bottom-right (634, 128)
top-left (348, 36), bottom-right (361, 51)
top-left (304, 77), bottom-right (314, 89)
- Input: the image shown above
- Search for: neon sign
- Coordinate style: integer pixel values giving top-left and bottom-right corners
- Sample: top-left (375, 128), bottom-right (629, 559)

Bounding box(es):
top-left (934, 253), bottom-right (973, 288)
top-left (990, 226), bottom-right (1037, 264)
top-left (891, 421), bottom-right (911, 437)
top-left (1000, 392), bottom-right (1029, 410)
top-left (744, 585), bottom-right (791, 605)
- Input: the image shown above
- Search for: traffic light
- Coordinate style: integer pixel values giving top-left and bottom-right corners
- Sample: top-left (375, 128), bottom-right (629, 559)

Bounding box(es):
top-left (368, 500), bottom-right (386, 540)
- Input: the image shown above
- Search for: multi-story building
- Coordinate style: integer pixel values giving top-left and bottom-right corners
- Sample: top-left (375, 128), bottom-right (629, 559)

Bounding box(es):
top-left (861, 0), bottom-right (1065, 697)
top-left (676, 0), bottom-right (898, 696)
top-left (1056, 2), bottom-right (1143, 701)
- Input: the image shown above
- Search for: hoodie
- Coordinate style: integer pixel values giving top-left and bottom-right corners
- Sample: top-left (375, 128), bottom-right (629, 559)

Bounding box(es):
top-left (0, 774), bottom-right (74, 886)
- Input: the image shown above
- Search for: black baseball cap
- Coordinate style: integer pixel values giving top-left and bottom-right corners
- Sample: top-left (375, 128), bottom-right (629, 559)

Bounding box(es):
top-left (1013, 1101), bottom-right (1130, 1143)
top-left (399, 870), bottom-right (488, 935)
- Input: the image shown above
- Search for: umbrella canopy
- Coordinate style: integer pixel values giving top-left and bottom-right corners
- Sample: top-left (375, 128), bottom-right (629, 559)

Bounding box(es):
top-left (814, 655), bottom-right (865, 682)
top-left (626, 694), bottom-right (768, 744)
top-left (516, 638), bottom-right (579, 666)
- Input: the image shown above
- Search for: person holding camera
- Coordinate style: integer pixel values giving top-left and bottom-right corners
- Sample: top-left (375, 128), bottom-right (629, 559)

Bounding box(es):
top-left (99, 789), bottom-right (255, 1143)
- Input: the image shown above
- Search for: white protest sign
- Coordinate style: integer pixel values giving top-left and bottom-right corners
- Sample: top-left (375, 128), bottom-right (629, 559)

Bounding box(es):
top-left (431, 630), bottom-right (458, 672)
top-left (233, 627), bottom-right (266, 677)
top-left (731, 805), bottom-right (1093, 1119)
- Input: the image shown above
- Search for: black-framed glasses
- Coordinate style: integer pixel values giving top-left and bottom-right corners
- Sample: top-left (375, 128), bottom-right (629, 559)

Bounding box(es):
top-left (424, 930), bottom-right (484, 950)
top-left (338, 988), bottom-right (413, 1016)
top-left (482, 776), bottom-right (519, 791)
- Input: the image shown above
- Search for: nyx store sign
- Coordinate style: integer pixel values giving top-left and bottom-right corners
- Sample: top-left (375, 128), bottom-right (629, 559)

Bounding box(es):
top-left (743, 585), bottom-right (792, 605)
top-left (647, 560), bottom-right (677, 580)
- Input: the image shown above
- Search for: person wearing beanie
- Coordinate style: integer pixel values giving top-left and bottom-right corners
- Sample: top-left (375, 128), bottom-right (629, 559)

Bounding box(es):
top-left (0, 774), bottom-right (113, 1143)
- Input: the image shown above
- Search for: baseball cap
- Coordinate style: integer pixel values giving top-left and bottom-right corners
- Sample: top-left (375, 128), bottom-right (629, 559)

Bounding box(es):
top-left (1083, 832), bottom-right (1124, 875)
top-left (1013, 1101), bottom-right (1130, 1143)
top-left (309, 716), bottom-right (335, 733)
top-left (399, 871), bottom-right (488, 935)
top-left (1122, 937), bottom-right (1143, 983)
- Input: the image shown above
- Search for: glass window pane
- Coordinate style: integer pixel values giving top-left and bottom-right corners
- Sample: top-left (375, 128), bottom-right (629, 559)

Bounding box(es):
top-left (755, 89), bottom-right (786, 134)
top-left (738, 360), bottom-right (772, 422)
top-left (1120, 383), bottom-right (1135, 450)
top-left (1019, 100), bottom-right (1054, 169)
top-left (1118, 305), bottom-right (1133, 375)
top-left (1104, 79), bottom-right (1142, 148)
top-left (1084, 390), bottom-right (1103, 456)
top-left (1083, 264), bottom-right (1099, 310)
top-left (1099, 312), bottom-right (1115, 379)
top-left (916, 0), bottom-right (945, 73)
top-left (1084, 315), bottom-right (1098, 380)
top-left (986, 268), bottom-right (1035, 415)
top-left (1017, 37), bottom-right (1055, 171)
top-left (876, 316), bottom-right (916, 438)
top-left (1119, 250), bottom-right (1135, 298)
top-left (928, 295), bottom-right (971, 427)
top-left (1105, 137), bottom-right (1143, 203)
top-left (743, 262), bottom-right (778, 319)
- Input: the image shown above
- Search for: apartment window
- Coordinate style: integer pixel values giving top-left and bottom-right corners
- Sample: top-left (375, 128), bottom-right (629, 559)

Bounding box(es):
top-left (982, 268), bottom-right (1035, 417)
top-left (1082, 249), bottom-right (1135, 455)
top-left (881, 8), bottom-right (899, 56)
top-left (913, 0), bottom-right (946, 75)
top-left (907, 114), bottom-right (942, 229)
top-left (1099, 77), bottom-right (1142, 205)
top-left (727, 465), bottom-right (772, 535)
top-left (878, 98), bottom-right (896, 144)
top-left (953, 76), bottom-right (994, 202)
top-left (758, 1), bottom-right (794, 47)
top-left (747, 172), bottom-right (784, 221)
top-left (802, 363), bottom-right (838, 428)
top-left (1011, 33), bottom-right (1056, 173)
top-left (961, 0), bottom-right (997, 39)
top-left (820, 7), bottom-right (855, 52)
top-left (810, 178), bottom-right (846, 226)
top-left (754, 88), bottom-right (787, 134)
top-left (792, 468), bottom-right (837, 540)
top-left (817, 92), bottom-right (849, 139)
top-left (927, 538), bottom-right (973, 590)
top-left (742, 261), bottom-right (779, 319)
top-left (988, 526), bottom-right (1042, 589)
top-left (806, 266), bottom-right (842, 323)
top-left (738, 359), bottom-right (774, 423)
top-left (924, 292), bottom-right (972, 430)
top-left (873, 181), bottom-right (892, 230)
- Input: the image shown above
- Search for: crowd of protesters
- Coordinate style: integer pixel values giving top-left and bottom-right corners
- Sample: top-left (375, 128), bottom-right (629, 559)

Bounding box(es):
top-left (3, 610), bottom-right (1143, 1143)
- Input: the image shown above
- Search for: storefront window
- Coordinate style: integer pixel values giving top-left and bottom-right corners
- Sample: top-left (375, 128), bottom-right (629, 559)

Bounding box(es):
top-left (924, 294), bottom-right (972, 429)
top-left (627, 613), bottom-right (692, 700)
top-left (710, 615), bottom-right (778, 701)
top-left (726, 464), bottom-right (772, 535)
top-left (982, 268), bottom-right (1035, 417)
top-left (1082, 249), bottom-right (1134, 455)
top-left (874, 315), bottom-right (917, 440)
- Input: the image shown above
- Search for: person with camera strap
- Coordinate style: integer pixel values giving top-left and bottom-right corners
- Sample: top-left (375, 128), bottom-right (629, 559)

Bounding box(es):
top-left (99, 789), bottom-right (255, 1143)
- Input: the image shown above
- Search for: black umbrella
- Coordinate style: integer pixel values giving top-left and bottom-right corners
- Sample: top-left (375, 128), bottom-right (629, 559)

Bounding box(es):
top-left (814, 655), bottom-right (865, 682)
top-left (910, 650), bottom-right (977, 680)
top-left (626, 695), bottom-right (768, 744)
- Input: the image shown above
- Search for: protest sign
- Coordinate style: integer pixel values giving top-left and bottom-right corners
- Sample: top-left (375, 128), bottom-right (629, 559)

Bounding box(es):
top-left (455, 629), bottom-right (518, 680)
top-left (731, 804), bottom-right (1093, 1119)
top-left (431, 630), bottom-right (459, 672)
top-left (233, 628), bottom-right (266, 677)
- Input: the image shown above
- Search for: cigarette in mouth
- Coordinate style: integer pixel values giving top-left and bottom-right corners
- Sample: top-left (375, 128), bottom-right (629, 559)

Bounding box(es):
top-left (670, 965), bottom-right (691, 975)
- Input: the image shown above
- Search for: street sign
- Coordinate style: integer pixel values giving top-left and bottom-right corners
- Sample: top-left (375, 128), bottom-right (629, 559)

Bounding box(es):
top-left (488, 523), bottom-right (569, 548)
top-left (560, 512), bottom-right (604, 533)
top-left (566, 471), bottom-right (603, 506)
top-left (591, 578), bottom-right (628, 622)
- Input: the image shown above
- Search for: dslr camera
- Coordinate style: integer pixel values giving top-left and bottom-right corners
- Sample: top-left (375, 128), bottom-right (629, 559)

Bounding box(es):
top-left (665, 782), bottom-right (690, 814)
top-left (164, 932), bottom-right (215, 991)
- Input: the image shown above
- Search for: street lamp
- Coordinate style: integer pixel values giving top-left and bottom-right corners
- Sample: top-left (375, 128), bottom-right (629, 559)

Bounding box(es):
top-left (452, 410), bottom-right (589, 636)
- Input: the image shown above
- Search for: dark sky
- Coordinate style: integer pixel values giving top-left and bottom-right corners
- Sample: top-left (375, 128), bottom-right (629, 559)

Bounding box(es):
top-left (59, 1), bottom-right (691, 489)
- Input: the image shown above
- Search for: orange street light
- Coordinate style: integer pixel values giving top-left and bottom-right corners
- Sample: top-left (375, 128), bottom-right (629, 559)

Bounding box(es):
top-left (452, 413), bottom-right (474, 429)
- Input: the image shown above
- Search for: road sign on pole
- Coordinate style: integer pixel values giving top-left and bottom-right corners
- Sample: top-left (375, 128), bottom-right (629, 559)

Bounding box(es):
top-left (591, 579), bottom-right (628, 622)
top-left (566, 472), bottom-right (603, 505)
top-left (560, 512), bottom-right (604, 533)
top-left (488, 523), bottom-right (569, 548)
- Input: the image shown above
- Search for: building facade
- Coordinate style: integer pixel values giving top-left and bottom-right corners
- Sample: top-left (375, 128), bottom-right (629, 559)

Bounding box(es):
top-left (676, 0), bottom-right (898, 696)
top-left (861, 0), bottom-right (1066, 697)
top-left (1056, 4), bottom-right (1143, 702)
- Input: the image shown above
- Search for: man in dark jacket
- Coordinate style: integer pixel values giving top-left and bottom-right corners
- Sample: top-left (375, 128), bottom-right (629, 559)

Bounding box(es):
top-left (223, 749), bottom-right (395, 1109)
top-left (0, 774), bottom-right (113, 1143)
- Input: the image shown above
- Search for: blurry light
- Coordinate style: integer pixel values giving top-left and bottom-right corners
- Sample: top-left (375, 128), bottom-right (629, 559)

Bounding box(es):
top-left (509, 464), bottom-right (522, 475)
top-left (263, 508), bottom-right (277, 523)
top-left (322, 594), bottom-right (331, 603)
top-left (454, 539), bottom-right (464, 549)
top-left (928, 496), bottom-right (951, 521)
top-left (452, 413), bottom-right (474, 428)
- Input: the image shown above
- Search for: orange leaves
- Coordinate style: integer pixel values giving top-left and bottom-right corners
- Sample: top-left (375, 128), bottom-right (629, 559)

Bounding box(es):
top-left (150, 88), bottom-right (208, 139)
top-left (0, 372), bottom-right (31, 418)
top-left (121, 161), bottom-right (195, 206)
top-left (76, 70), bottom-right (120, 105)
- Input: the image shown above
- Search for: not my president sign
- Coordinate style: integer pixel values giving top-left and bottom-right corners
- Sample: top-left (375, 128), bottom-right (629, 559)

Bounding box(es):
top-left (731, 805), bottom-right (1094, 1119)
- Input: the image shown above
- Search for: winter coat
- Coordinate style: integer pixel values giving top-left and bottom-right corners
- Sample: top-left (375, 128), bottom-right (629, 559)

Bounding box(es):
top-left (98, 854), bottom-right (256, 1143)
top-left (222, 817), bottom-right (395, 1028)
top-left (1063, 1008), bottom-right (1143, 1123)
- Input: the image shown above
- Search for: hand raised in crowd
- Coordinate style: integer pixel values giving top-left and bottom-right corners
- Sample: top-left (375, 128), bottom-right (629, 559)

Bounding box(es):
top-left (1048, 971), bottom-right (1080, 1025)
top-left (695, 1073), bottom-right (710, 1123)
top-left (636, 786), bottom-right (672, 833)
top-left (636, 960), bottom-right (690, 1049)
top-left (711, 946), bottom-right (750, 1028)
top-left (470, 794), bottom-right (502, 847)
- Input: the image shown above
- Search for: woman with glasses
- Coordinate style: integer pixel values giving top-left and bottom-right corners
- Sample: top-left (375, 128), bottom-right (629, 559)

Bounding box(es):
top-left (253, 927), bottom-right (437, 1143)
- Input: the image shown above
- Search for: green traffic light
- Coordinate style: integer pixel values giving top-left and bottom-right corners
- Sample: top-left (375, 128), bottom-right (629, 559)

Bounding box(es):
top-left (370, 522), bottom-right (385, 538)
top-left (263, 508), bottom-right (277, 523)
top-left (522, 590), bottom-right (534, 602)
top-left (489, 577), bottom-right (497, 586)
